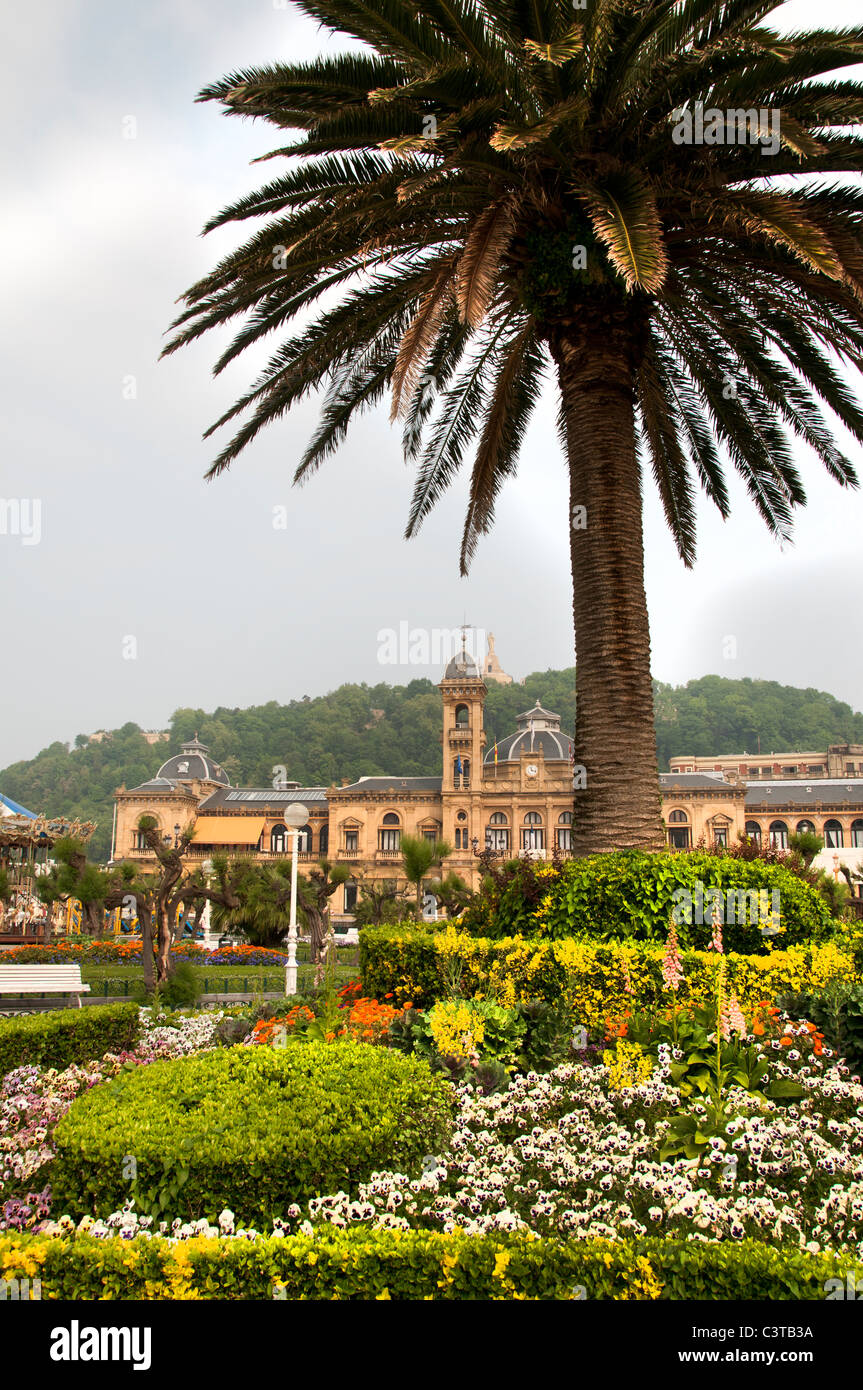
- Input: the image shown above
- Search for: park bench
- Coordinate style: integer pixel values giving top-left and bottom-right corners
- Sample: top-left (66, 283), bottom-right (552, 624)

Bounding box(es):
top-left (0, 965), bottom-right (91, 1008)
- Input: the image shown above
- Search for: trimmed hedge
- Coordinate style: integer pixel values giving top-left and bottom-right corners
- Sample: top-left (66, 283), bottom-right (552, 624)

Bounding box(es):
top-left (51, 1042), bottom-right (452, 1227)
top-left (0, 1002), bottom-right (140, 1078)
top-left (360, 924), bottom-right (858, 1031)
top-left (460, 850), bottom-right (834, 951)
top-left (0, 1228), bottom-right (851, 1300)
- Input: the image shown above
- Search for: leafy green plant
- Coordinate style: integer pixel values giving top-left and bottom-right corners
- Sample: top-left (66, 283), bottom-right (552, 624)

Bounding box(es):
top-left (0, 1003), bottom-right (140, 1078)
top-left (459, 850), bottom-right (834, 952)
top-left (1, 1227), bottom-right (853, 1301)
top-left (52, 1043), bottom-right (453, 1226)
top-left (515, 998), bottom-right (575, 1073)
top-left (778, 980), bottom-right (863, 1078)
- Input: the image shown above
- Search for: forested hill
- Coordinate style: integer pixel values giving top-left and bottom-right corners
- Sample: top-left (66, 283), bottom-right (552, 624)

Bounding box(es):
top-left (3, 673), bottom-right (862, 862)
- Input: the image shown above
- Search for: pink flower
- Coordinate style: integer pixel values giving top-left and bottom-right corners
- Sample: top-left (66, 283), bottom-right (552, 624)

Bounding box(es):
top-left (662, 920), bottom-right (684, 993)
top-left (727, 994), bottom-right (747, 1037)
top-left (709, 908), bottom-right (724, 953)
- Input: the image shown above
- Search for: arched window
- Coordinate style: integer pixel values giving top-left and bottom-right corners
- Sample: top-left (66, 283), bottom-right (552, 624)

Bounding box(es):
top-left (270, 823), bottom-right (287, 853)
top-left (796, 820), bottom-right (816, 836)
top-left (319, 824), bottom-right (329, 855)
top-left (454, 703), bottom-right (469, 728)
top-left (852, 820), bottom-right (863, 849)
top-left (556, 810), bottom-right (573, 852)
top-left (486, 812), bottom-right (509, 853)
top-left (298, 824), bottom-right (313, 853)
top-left (452, 757), bottom-right (471, 788)
top-left (745, 821), bottom-right (762, 845)
top-left (667, 809), bottom-right (690, 850)
top-left (379, 812), bottom-right (401, 853)
top-left (769, 820), bottom-right (789, 850)
top-left (824, 819), bottom-right (844, 848)
top-left (522, 812), bottom-right (544, 851)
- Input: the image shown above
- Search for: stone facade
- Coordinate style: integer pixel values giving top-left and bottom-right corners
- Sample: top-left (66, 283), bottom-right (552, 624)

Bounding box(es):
top-left (116, 654), bottom-right (793, 917)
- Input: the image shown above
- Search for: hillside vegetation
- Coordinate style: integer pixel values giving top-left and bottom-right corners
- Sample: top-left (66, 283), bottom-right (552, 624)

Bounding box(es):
top-left (2, 674), bottom-right (862, 862)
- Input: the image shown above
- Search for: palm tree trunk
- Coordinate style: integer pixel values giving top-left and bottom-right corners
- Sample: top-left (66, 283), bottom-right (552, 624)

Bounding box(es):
top-left (550, 322), bottom-right (664, 855)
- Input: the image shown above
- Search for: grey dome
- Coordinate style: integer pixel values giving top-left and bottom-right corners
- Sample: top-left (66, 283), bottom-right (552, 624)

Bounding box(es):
top-left (444, 647), bottom-right (481, 679)
top-left (485, 698), bottom-right (574, 763)
top-left (157, 738), bottom-right (229, 786)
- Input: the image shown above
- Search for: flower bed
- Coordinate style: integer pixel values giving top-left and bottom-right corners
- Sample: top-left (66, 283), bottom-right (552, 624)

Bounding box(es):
top-left (0, 1008), bottom-right (226, 1230)
top-left (0, 1226), bottom-right (850, 1300)
top-left (0, 942), bottom-right (289, 966)
top-left (360, 925), bottom-right (858, 1029)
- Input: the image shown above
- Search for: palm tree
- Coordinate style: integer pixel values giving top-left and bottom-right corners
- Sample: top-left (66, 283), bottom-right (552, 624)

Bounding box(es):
top-left (164, 0), bottom-right (863, 854)
top-left (400, 832), bottom-right (453, 913)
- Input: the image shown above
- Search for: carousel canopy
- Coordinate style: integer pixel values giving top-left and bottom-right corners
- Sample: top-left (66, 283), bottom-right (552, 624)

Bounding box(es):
top-left (0, 792), bottom-right (96, 851)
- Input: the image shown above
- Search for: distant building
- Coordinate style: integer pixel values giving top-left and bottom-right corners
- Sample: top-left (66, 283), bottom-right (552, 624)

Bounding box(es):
top-left (113, 655), bottom-right (863, 917)
top-left (669, 745), bottom-right (863, 780)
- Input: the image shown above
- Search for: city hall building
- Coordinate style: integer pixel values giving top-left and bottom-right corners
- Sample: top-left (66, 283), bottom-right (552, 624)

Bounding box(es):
top-left (114, 644), bottom-right (863, 918)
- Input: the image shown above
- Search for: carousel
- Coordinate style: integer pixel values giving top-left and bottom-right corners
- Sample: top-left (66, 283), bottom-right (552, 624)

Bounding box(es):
top-left (0, 792), bottom-right (96, 943)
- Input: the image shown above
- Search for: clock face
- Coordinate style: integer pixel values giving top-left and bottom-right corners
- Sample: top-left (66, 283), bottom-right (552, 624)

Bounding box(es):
top-left (526, 764), bottom-right (538, 777)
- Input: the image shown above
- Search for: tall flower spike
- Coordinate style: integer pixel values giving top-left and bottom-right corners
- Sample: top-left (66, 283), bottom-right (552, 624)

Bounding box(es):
top-left (662, 919), bottom-right (684, 993)
top-left (710, 906), bottom-right (724, 954)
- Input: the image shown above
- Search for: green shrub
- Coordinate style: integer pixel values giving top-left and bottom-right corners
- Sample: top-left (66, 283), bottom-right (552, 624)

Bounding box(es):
top-left (51, 1042), bottom-right (452, 1226)
top-left (460, 850), bottom-right (834, 952)
top-left (0, 1003), bottom-right (140, 1078)
top-left (360, 925), bottom-right (857, 1032)
top-left (0, 1227), bottom-right (849, 1300)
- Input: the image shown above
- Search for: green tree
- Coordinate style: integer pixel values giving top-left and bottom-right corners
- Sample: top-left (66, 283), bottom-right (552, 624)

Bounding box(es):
top-left (400, 833), bottom-right (453, 915)
top-left (36, 837), bottom-right (135, 941)
top-left (164, 0), bottom-right (863, 854)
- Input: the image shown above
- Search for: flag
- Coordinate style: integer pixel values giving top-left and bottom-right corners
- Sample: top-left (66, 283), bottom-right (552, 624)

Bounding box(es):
top-left (455, 754), bottom-right (462, 775)
top-left (493, 743), bottom-right (498, 765)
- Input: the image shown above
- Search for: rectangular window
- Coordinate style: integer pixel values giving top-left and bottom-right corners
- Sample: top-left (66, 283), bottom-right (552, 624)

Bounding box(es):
top-left (486, 829), bottom-right (509, 853)
top-left (668, 828), bottom-right (691, 849)
top-left (379, 830), bottom-right (400, 852)
top-left (344, 830), bottom-right (358, 853)
top-left (556, 828), bottom-right (573, 851)
top-left (344, 882), bottom-right (358, 912)
top-left (423, 830), bottom-right (437, 844)
top-left (713, 826), bottom-right (728, 847)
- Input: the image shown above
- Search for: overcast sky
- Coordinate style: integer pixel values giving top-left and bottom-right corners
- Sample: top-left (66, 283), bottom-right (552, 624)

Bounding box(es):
top-left (1, 0), bottom-right (862, 770)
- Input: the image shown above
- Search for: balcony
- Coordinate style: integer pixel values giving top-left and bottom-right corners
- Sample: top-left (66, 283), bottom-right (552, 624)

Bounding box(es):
top-left (375, 849), bottom-right (402, 861)
top-left (448, 727), bottom-right (472, 743)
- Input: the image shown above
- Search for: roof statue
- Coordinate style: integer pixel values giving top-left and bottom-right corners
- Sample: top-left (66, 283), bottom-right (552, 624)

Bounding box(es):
top-left (484, 631), bottom-right (513, 685)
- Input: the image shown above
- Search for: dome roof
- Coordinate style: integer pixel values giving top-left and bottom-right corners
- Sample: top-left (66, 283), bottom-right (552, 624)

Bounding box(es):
top-left (156, 737), bottom-right (229, 786)
top-left (443, 647), bottom-right (482, 679)
top-left (484, 698), bottom-right (574, 763)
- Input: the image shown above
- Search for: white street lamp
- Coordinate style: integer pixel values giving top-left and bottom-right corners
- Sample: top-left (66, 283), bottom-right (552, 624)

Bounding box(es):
top-left (282, 804), bottom-right (309, 996)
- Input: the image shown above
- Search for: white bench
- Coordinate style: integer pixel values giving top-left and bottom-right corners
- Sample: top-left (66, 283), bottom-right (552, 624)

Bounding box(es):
top-left (0, 965), bottom-right (91, 1008)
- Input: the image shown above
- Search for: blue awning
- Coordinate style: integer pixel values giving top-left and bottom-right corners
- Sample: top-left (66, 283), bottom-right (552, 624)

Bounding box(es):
top-left (0, 791), bottom-right (36, 818)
